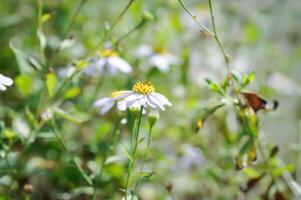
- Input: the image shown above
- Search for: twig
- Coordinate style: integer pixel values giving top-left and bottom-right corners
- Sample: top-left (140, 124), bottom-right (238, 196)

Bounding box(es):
top-left (177, 0), bottom-right (214, 36)
top-left (48, 0), bottom-right (88, 69)
top-left (94, 0), bottom-right (136, 50)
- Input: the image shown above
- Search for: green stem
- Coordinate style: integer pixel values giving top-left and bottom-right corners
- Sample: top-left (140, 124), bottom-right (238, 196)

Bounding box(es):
top-left (115, 18), bottom-right (148, 45)
top-left (177, 0), bottom-right (214, 35)
top-left (48, 0), bottom-right (88, 69)
top-left (134, 125), bottom-right (154, 193)
top-left (207, 0), bottom-right (243, 106)
top-left (208, 0), bottom-right (229, 70)
top-left (94, 0), bottom-right (136, 51)
top-left (51, 120), bottom-right (93, 186)
top-left (125, 106), bottom-right (143, 200)
top-left (37, 0), bottom-right (46, 66)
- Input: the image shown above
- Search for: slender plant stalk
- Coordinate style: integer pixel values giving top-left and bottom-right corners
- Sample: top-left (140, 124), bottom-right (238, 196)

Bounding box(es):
top-left (37, 0), bottom-right (46, 66)
top-left (177, 0), bottom-right (213, 36)
top-left (51, 120), bottom-right (93, 186)
top-left (134, 125), bottom-right (154, 193)
top-left (125, 106), bottom-right (143, 200)
top-left (48, 0), bottom-right (88, 69)
top-left (94, 0), bottom-right (136, 51)
top-left (115, 18), bottom-right (148, 45)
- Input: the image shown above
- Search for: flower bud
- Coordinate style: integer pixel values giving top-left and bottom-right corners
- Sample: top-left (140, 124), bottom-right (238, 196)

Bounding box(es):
top-left (23, 184), bottom-right (34, 193)
top-left (142, 11), bottom-right (154, 21)
top-left (148, 110), bottom-right (159, 127)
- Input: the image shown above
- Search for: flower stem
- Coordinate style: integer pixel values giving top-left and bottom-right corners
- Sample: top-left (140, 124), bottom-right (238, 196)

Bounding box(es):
top-left (51, 120), bottom-right (93, 186)
top-left (94, 0), bottom-right (136, 51)
top-left (134, 124), bottom-right (154, 193)
top-left (48, 0), bottom-right (88, 70)
top-left (115, 18), bottom-right (148, 45)
top-left (177, 0), bottom-right (214, 36)
top-left (125, 106), bottom-right (143, 200)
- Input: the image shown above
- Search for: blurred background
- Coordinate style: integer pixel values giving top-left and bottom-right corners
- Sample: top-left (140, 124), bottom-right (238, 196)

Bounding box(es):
top-left (0, 0), bottom-right (300, 199)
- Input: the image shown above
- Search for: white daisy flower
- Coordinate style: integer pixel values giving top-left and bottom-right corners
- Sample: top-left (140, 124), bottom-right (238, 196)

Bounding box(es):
top-left (0, 73), bottom-right (13, 91)
top-left (94, 81), bottom-right (172, 115)
top-left (94, 97), bottom-right (116, 115)
top-left (136, 45), bottom-right (178, 73)
top-left (85, 49), bottom-right (132, 76)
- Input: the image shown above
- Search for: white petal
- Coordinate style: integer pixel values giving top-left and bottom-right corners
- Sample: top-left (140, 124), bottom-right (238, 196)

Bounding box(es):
top-left (112, 91), bottom-right (134, 100)
top-left (100, 101), bottom-right (115, 115)
top-left (96, 59), bottom-right (106, 73)
top-left (146, 96), bottom-right (157, 108)
top-left (124, 94), bottom-right (141, 108)
top-left (152, 92), bottom-right (172, 106)
top-left (0, 74), bottom-right (13, 86)
top-left (107, 57), bottom-right (132, 74)
top-left (0, 84), bottom-right (7, 91)
top-left (149, 55), bottom-right (170, 72)
top-left (94, 97), bottom-right (112, 107)
top-left (135, 45), bottom-right (153, 57)
top-left (139, 95), bottom-right (147, 107)
top-left (148, 94), bottom-right (165, 110)
top-left (117, 100), bottom-right (127, 111)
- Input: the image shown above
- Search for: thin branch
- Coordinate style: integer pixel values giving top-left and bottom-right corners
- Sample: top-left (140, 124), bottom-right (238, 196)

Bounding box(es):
top-left (94, 0), bottom-right (136, 50)
top-left (208, 0), bottom-right (230, 70)
top-left (177, 0), bottom-right (214, 36)
top-left (48, 0), bottom-right (88, 69)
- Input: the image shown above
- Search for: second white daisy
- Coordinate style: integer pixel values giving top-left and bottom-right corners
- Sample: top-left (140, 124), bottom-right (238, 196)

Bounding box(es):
top-left (85, 49), bottom-right (132, 76)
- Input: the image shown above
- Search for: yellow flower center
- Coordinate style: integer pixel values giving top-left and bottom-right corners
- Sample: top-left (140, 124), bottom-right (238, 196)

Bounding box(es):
top-left (132, 81), bottom-right (155, 94)
top-left (100, 49), bottom-right (118, 57)
top-left (153, 46), bottom-right (167, 54)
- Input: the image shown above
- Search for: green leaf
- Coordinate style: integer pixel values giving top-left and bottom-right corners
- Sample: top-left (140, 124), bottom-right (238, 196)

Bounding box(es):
top-left (242, 71), bottom-right (255, 87)
top-left (53, 107), bottom-right (88, 124)
top-left (46, 73), bottom-right (57, 98)
top-left (245, 22), bottom-right (260, 44)
top-left (40, 13), bottom-right (51, 24)
top-left (15, 74), bottom-right (33, 97)
top-left (9, 41), bottom-right (33, 74)
top-left (75, 60), bottom-right (88, 69)
top-left (63, 87), bottom-right (81, 99)
top-left (205, 79), bottom-right (224, 95)
top-left (3, 129), bottom-right (16, 139)
top-left (272, 164), bottom-right (296, 177)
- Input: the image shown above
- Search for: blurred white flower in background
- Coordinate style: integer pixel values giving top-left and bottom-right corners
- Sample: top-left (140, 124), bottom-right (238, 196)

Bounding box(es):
top-left (136, 44), bottom-right (178, 72)
top-left (176, 144), bottom-right (204, 171)
top-left (57, 66), bottom-right (76, 78)
top-left (85, 49), bottom-right (132, 76)
top-left (94, 81), bottom-right (172, 115)
top-left (267, 72), bottom-right (301, 95)
top-left (0, 73), bottom-right (13, 91)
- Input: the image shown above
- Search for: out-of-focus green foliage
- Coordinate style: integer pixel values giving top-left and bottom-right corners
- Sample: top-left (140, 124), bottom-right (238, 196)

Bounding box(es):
top-left (0, 0), bottom-right (300, 199)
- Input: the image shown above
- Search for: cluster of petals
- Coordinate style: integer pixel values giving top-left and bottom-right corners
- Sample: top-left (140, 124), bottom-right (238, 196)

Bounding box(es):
top-left (0, 73), bottom-right (13, 91)
top-left (85, 49), bottom-right (132, 76)
top-left (94, 83), bottom-right (172, 115)
top-left (136, 44), bottom-right (178, 72)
